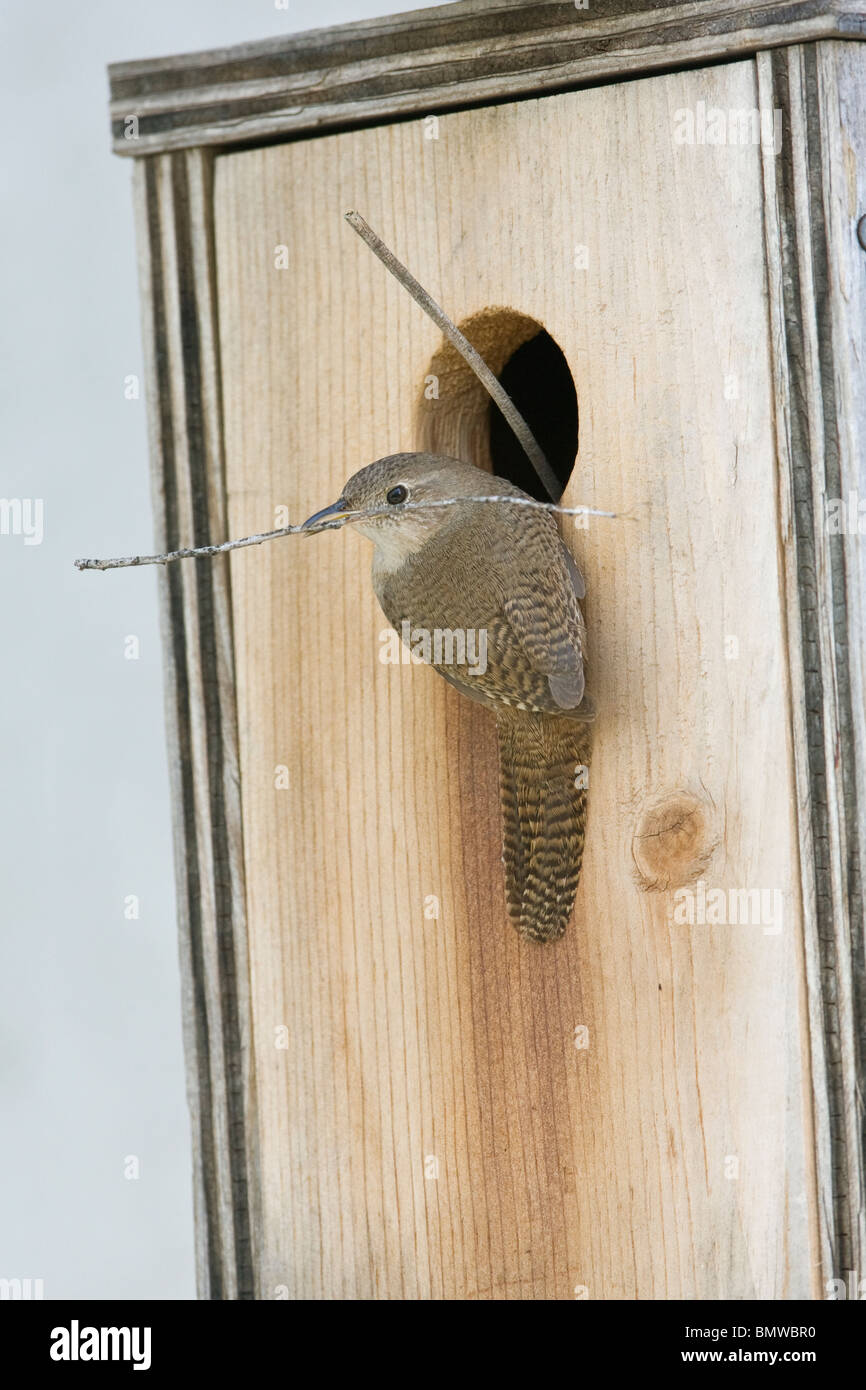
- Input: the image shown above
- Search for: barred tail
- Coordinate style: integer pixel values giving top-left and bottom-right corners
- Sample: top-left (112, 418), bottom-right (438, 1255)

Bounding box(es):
top-left (496, 711), bottom-right (591, 943)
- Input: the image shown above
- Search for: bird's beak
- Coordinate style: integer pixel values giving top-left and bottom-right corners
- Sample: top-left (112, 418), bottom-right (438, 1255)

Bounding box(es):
top-left (300, 498), bottom-right (351, 533)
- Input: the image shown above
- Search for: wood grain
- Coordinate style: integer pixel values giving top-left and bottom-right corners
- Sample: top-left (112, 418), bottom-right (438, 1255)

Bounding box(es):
top-left (133, 149), bottom-right (257, 1299)
top-left (107, 0), bottom-right (866, 156)
top-left (214, 61), bottom-right (815, 1298)
top-left (757, 39), bottom-right (866, 1283)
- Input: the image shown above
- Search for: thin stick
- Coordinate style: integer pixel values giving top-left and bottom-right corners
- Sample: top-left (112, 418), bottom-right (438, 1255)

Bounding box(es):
top-left (345, 210), bottom-right (560, 502)
top-left (74, 496), bottom-right (624, 572)
top-left (74, 525), bottom-right (299, 572)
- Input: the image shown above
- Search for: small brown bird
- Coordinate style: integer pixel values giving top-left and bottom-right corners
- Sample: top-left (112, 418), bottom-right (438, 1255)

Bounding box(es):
top-left (303, 453), bottom-right (595, 942)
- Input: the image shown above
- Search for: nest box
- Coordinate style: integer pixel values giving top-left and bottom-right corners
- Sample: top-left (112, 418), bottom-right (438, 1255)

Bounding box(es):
top-left (109, 0), bottom-right (866, 1300)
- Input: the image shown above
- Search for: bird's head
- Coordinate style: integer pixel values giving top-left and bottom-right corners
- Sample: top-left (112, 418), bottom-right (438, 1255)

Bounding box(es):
top-left (301, 453), bottom-right (505, 570)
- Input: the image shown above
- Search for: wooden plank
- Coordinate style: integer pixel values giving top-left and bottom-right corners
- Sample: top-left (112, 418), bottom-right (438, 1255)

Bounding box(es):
top-left (757, 39), bottom-right (866, 1287)
top-left (108, 0), bottom-right (866, 156)
top-left (133, 150), bottom-right (258, 1299)
top-left (213, 60), bottom-right (814, 1298)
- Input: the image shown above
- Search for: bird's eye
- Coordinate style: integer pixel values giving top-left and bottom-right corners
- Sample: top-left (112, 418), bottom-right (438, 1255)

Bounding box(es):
top-left (386, 485), bottom-right (408, 505)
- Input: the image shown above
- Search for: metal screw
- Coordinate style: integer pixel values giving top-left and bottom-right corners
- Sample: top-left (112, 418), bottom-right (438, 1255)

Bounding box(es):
top-left (857, 214), bottom-right (866, 252)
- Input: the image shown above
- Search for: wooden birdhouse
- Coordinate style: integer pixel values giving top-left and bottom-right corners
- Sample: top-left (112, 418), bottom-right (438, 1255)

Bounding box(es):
top-left (109, 0), bottom-right (866, 1300)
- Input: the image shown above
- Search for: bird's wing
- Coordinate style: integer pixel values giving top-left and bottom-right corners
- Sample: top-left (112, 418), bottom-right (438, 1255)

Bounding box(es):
top-left (562, 545), bottom-right (586, 601)
top-left (376, 509), bottom-right (592, 720)
top-left (499, 518), bottom-right (588, 712)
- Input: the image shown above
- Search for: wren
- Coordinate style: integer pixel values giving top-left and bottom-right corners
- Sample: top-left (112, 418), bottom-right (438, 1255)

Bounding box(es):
top-left (303, 453), bottom-right (595, 942)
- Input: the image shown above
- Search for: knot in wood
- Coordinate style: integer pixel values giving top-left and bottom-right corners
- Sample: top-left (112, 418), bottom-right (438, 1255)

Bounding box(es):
top-left (632, 791), bottom-right (717, 891)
